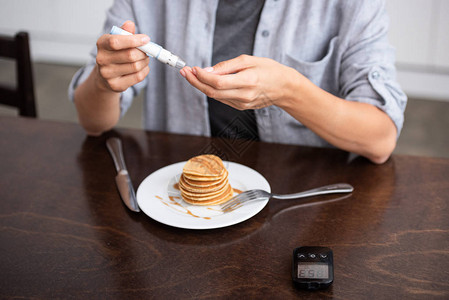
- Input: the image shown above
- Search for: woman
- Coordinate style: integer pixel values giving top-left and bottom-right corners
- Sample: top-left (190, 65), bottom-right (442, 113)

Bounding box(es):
top-left (70, 0), bottom-right (407, 164)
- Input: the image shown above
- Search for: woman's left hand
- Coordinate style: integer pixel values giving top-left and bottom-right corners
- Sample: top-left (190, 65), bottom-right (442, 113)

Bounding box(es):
top-left (180, 54), bottom-right (294, 110)
top-left (180, 54), bottom-right (398, 165)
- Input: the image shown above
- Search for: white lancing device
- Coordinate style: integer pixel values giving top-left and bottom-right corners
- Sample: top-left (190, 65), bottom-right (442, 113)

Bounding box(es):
top-left (110, 26), bottom-right (186, 69)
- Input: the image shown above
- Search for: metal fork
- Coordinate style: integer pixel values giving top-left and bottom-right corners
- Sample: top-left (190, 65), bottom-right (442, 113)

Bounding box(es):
top-left (221, 183), bottom-right (354, 211)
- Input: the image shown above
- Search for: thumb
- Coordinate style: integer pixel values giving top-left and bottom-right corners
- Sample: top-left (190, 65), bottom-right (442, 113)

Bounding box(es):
top-left (121, 20), bottom-right (136, 34)
top-left (212, 55), bottom-right (254, 75)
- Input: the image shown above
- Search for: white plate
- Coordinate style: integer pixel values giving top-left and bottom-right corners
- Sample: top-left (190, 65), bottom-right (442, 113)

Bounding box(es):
top-left (136, 161), bottom-right (270, 229)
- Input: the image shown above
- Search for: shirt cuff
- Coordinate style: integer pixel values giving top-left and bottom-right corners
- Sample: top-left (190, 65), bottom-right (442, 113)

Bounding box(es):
top-left (68, 63), bottom-right (137, 118)
top-left (346, 66), bottom-right (407, 137)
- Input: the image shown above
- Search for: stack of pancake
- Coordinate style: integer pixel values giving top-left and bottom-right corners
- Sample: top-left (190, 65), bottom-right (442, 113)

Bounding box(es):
top-left (179, 154), bottom-right (233, 206)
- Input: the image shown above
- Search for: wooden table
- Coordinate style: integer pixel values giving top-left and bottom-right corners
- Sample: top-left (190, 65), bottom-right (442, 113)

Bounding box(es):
top-left (1, 116), bottom-right (448, 299)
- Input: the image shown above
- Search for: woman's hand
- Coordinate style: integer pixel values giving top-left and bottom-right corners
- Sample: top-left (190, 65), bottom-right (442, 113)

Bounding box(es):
top-left (95, 20), bottom-right (150, 93)
top-left (180, 54), bottom-right (294, 110)
top-left (74, 20), bottom-right (150, 136)
top-left (180, 54), bottom-right (397, 164)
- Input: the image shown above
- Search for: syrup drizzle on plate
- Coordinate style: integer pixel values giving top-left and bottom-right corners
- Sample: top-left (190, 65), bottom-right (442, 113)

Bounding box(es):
top-left (154, 180), bottom-right (243, 220)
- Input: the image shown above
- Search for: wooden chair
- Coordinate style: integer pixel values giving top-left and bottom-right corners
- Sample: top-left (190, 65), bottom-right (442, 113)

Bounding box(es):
top-left (0, 31), bottom-right (37, 117)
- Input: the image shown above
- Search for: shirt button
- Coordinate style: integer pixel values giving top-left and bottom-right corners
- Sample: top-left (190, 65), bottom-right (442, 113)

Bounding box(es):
top-left (262, 30), bottom-right (270, 37)
top-left (371, 71), bottom-right (380, 80)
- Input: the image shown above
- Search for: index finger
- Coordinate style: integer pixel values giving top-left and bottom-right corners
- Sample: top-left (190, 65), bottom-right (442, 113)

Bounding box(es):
top-left (192, 67), bottom-right (249, 90)
top-left (97, 33), bottom-right (150, 51)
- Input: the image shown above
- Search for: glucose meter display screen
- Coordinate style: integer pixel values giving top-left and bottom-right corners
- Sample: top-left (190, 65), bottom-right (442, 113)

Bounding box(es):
top-left (297, 263), bottom-right (329, 279)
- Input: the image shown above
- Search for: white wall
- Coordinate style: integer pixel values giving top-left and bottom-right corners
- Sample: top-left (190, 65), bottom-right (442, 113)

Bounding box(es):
top-left (386, 0), bottom-right (449, 100)
top-left (0, 0), bottom-right (113, 64)
top-left (0, 0), bottom-right (448, 100)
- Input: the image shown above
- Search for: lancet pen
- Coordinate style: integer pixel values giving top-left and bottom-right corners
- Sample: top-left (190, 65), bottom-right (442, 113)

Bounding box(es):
top-left (110, 26), bottom-right (186, 69)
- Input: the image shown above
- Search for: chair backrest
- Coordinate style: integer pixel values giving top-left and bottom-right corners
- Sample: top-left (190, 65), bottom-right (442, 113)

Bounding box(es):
top-left (0, 31), bottom-right (37, 117)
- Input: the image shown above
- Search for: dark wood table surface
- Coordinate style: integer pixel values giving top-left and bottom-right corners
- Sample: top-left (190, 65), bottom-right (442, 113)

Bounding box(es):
top-left (1, 116), bottom-right (448, 299)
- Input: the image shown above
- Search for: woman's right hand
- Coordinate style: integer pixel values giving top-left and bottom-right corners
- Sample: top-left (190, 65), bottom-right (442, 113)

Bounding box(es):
top-left (95, 20), bottom-right (150, 93)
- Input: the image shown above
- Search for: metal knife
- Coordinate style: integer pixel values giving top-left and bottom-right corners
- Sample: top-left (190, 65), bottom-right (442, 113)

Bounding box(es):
top-left (106, 137), bottom-right (140, 212)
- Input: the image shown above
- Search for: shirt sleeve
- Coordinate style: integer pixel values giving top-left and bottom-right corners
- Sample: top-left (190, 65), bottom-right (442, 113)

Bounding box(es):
top-left (67, 0), bottom-right (148, 118)
top-left (339, 0), bottom-right (407, 137)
